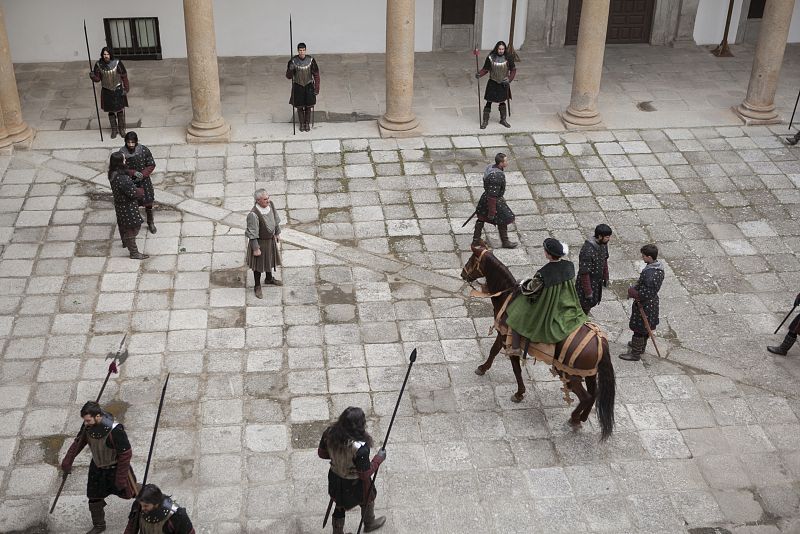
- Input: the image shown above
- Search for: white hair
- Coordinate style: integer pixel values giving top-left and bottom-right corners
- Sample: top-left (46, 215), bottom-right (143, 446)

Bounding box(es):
top-left (561, 242), bottom-right (569, 256)
top-left (254, 188), bottom-right (268, 201)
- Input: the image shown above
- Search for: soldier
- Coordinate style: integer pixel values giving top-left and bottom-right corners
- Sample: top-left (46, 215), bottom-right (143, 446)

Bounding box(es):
top-left (504, 238), bottom-right (587, 350)
top-left (124, 484), bottom-right (195, 534)
top-left (90, 46), bottom-right (129, 139)
top-left (619, 244), bottom-right (665, 361)
top-left (108, 152), bottom-right (149, 260)
top-left (60, 401), bottom-right (137, 534)
top-left (576, 224), bottom-right (613, 315)
top-left (472, 152), bottom-right (517, 249)
top-left (767, 292), bottom-right (800, 355)
top-left (120, 131), bottom-right (158, 234)
top-left (286, 42), bottom-right (320, 132)
top-left (318, 407), bottom-right (386, 534)
top-left (475, 40), bottom-right (516, 129)
top-left (245, 189), bottom-right (282, 299)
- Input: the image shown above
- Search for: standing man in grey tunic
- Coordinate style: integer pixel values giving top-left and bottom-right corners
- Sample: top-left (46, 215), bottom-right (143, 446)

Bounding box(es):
top-left (246, 189), bottom-right (282, 298)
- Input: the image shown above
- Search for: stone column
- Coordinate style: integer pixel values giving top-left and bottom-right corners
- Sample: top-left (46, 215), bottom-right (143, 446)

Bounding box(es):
top-left (560, 0), bottom-right (610, 127)
top-left (734, 0), bottom-right (796, 124)
top-left (183, 0), bottom-right (230, 143)
top-left (0, 6), bottom-right (33, 146)
top-left (378, 0), bottom-right (420, 137)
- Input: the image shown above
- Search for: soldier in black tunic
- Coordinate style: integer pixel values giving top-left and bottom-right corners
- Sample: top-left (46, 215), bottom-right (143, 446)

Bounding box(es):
top-left (318, 407), bottom-right (386, 534)
top-left (576, 224), bottom-right (613, 314)
top-left (90, 47), bottom-right (129, 139)
top-left (108, 152), bottom-right (149, 260)
top-left (286, 43), bottom-right (320, 132)
top-left (124, 484), bottom-right (195, 534)
top-left (475, 41), bottom-right (516, 129)
top-left (767, 292), bottom-right (800, 355)
top-left (620, 244), bottom-right (665, 361)
top-left (120, 131), bottom-right (158, 234)
top-left (471, 152), bottom-right (517, 249)
top-left (60, 401), bottom-right (137, 534)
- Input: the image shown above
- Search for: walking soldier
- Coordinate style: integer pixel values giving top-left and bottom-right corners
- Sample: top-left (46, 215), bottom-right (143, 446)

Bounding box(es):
top-left (576, 224), bottom-right (613, 315)
top-left (768, 292), bottom-right (800, 355)
top-left (318, 407), bottom-right (387, 534)
top-left (90, 47), bottom-right (129, 139)
top-left (472, 152), bottom-right (517, 249)
top-left (619, 244), bottom-right (665, 361)
top-left (124, 484), bottom-right (195, 534)
top-left (286, 42), bottom-right (320, 132)
top-left (475, 40), bottom-right (516, 129)
top-left (108, 152), bottom-right (149, 260)
top-left (120, 131), bottom-right (158, 235)
top-left (246, 189), bottom-right (282, 299)
top-left (59, 401), bottom-right (138, 534)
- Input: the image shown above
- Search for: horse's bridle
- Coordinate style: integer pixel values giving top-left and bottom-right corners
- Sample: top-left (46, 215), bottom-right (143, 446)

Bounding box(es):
top-left (464, 248), bottom-right (490, 287)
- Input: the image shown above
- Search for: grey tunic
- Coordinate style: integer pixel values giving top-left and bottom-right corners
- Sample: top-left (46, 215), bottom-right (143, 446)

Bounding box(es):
top-left (245, 203), bottom-right (281, 272)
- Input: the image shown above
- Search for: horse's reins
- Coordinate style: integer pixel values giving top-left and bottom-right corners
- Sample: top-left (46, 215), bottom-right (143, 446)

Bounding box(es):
top-left (463, 249), bottom-right (517, 337)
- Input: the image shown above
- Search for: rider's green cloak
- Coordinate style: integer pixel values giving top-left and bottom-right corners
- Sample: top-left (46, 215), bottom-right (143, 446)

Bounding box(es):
top-left (505, 259), bottom-right (587, 344)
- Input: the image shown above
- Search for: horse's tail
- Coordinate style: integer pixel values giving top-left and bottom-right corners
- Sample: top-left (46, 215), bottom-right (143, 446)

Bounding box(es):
top-left (595, 337), bottom-right (615, 441)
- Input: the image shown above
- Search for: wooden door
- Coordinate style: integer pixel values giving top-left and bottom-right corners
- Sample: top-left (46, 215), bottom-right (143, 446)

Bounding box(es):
top-left (440, 0), bottom-right (477, 50)
top-left (566, 0), bottom-right (655, 45)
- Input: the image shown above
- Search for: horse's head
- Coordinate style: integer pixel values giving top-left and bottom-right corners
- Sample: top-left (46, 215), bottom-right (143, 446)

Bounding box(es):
top-left (461, 240), bottom-right (491, 283)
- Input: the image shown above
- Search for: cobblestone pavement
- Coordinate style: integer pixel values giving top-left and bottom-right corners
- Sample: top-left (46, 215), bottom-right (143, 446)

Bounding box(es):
top-left (15, 43), bottom-right (800, 135)
top-left (1, 125), bottom-right (800, 533)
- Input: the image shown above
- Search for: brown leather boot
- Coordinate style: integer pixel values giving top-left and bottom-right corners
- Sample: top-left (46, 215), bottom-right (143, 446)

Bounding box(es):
top-left (480, 105), bottom-right (490, 129)
top-left (146, 207), bottom-right (157, 234)
top-left (619, 335), bottom-right (647, 361)
top-left (498, 224), bottom-right (518, 249)
top-left (254, 285), bottom-right (263, 299)
top-left (332, 516), bottom-right (349, 534)
top-left (471, 220), bottom-right (485, 246)
top-left (499, 103), bottom-right (511, 128)
top-left (108, 113), bottom-right (118, 139)
top-left (767, 332), bottom-right (796, 356)
top-left (361, 502), bottom-right (386, 532)
top-left (117, 110), bottom-right (126, 136)
top-left (86, 500), bottom-right (106, 534)
top-left (125, 238), bottom-right (149, 260)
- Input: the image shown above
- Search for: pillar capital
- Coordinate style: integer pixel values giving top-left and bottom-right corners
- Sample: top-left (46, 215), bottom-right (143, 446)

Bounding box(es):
top-left (183, 0), bottom-right (230, 143)
top-left (379, 0), bottom-right (421, 138)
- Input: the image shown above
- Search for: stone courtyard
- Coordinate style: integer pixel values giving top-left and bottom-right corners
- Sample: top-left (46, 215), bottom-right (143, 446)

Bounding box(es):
top-left (0, 120), bottom-right (799, 533)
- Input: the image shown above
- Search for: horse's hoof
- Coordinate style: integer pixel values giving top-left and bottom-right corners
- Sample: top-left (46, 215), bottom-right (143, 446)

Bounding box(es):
top-left (475, 367), bottom-right (486, 376)
top-left (569, 419), bottom-right (582, 428)
top-left (511, 393), bottom-right (524, 403)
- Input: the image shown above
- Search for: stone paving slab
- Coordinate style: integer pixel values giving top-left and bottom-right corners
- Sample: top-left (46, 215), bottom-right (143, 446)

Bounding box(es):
top-left (1, 126), bottom-right (800, 533)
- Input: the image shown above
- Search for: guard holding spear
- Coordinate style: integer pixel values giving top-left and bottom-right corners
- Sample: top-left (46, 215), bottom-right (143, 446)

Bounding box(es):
top-left (89, 46), bottom-right (130, 139)
top-left (767, 292), bottom-right (800, 356)
top-left (475, 40), bottom-right (516, 129)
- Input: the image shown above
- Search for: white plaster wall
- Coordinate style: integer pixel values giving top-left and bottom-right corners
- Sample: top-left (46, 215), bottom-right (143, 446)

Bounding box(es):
top-left (1, 0), bottom-right (435, 63)
top-left (481, 0), bottom-right (528, 50)
top-left (694, 0), bottom-right (800, 44)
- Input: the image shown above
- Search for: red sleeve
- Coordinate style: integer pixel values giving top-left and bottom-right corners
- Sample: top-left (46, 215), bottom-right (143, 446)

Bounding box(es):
top-left (286, 59), bottom-right (294, 80)
top-left (318, 430), bottom-right (331, 459)
top-left (627, 287), bottom-right (640, 300)
top-left (122, 75), bottom-right (129, 93)
top-left (114, 448), bottom-right (133, 493)
top-left (141, 165), bottom-right (155, 178)
top-left (357, 453), bottom-right (385, 482)
top-left (580, 273), bottom-right (592, 295)
top-left (90, 64), bottom-right (101, 83)
top-left (61, 431), bottom-right (88, 471)
top-left (508, 69), bottom-right (516, 82)
top-left (313, 71), bottom-right (320, 95)
top-left (477, 68), bottom-right (488, 77)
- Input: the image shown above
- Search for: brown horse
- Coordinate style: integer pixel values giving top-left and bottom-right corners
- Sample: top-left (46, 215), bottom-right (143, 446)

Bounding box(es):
top-left (461, 242), bottom-right (616, 439)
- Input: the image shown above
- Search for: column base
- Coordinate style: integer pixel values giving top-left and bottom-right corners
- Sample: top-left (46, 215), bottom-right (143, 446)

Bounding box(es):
top-left (8, 124), bottom-right (34, 147)
top-left (558, 108), bottom-right (604, 129)
top-left (186, 119), bottom-right (231, 143)
top-left (732, 104), bottom-right (782, 125)
top-left (378, 114), bottom-right (421, 138)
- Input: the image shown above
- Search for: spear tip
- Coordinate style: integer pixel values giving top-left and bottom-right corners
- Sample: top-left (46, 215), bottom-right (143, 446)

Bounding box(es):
top-left (409, 348), bottom-right (417, 363)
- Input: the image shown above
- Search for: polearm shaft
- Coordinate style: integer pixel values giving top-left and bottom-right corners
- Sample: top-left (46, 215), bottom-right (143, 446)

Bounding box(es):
top-left (142, 373), bottom-right (170, 485)
top-left (355, 349), bottom-right (417, 534)
top-left (789, 88), bottom-right (800, 131)
top-left (774, 305), bottom-right (798, 335)
top-left (83, 20), bottom-right (104, 142)
top-left (49, 473), bottom-right (68, 514)
top-left (474, 47), bottom-right (481, 127)
top-left (289, 14), bottom-right (295, 136)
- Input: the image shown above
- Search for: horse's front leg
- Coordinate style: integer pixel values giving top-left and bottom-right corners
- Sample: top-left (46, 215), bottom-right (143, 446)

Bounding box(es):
top-left (569, 377), bottom-right (590, 427)
top-left (475, 332), bottom-right (504, 376)
top-left (510, 355), bottom-right (526, 403)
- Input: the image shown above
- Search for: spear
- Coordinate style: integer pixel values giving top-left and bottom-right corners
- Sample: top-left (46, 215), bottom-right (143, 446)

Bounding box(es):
top-left (355, 349), bottom-right (417, 534)
top-left (289, 14), bottom-right (296, 136)
top-left (473, 47), bottom-right (481, 127)
top-left (83, 20), bottom-right (104, 142)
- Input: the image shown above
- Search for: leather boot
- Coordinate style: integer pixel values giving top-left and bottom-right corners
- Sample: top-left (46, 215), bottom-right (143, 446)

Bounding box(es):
top-left (361, 502), bottom-right (386, 532)
top-left (146, 208), bottom-right (157, 234)
top-left (499, 103), bottom-right (511, 128)
top-left (86, 500), bottom-right (106, 534)
top-left (332, 517), bottom-right (349, 534)
top-left (786, 132), bottom-right (799, 146)
top-left (117, 110), bottom-right (126, 136)
top-left (498, 224), bottom-right (518, 249)
top-left (619, 335), bottom-right (646, 361)
top-left (480, 105), bottom-right (490, 129)
top-left (108, 113), bottom-right (118, 139)
top-left (125, 238), bottom-right (149, 260)
top-left (471, 220), bottom-right (485, 246)
top-left (303, 108), bottom-right (310, 131)
top-left (767, 332), bottom-right (797, 356)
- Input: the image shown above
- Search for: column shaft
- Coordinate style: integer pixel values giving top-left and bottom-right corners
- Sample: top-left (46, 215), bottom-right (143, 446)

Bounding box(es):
top-left (560, 0), bottom-right (611, 127)
top-left (0, 6), bottom-right (32, 145)
top-left (735, 0), bottom-right (797, 124)
top-left (378, 0), bottom-right (420, 137)
top-left (183, 0), bottom-right (230, 142)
